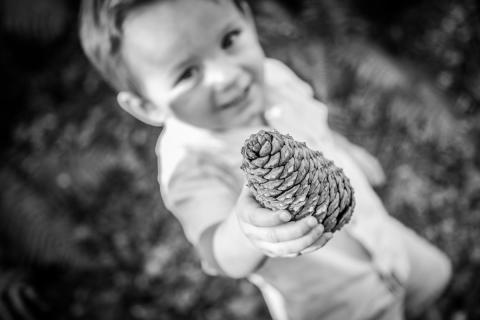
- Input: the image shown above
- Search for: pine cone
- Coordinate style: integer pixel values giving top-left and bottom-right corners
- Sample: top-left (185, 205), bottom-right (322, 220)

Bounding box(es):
top-left (241, 130), bottom-right (355, 232)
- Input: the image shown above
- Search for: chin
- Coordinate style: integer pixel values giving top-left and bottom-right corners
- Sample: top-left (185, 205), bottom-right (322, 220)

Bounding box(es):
top-left (235, 107), bottom-right (265, 128)
top-left (219, 94), bottom-right (266, 129)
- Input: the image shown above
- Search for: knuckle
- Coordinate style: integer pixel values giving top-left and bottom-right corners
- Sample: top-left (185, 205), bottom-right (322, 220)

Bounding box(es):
top-left (301, 221), bottom-right (313, 234)
top-left (250, 209), bottom-right (267, 226)
top-left (292, 226), bottom-right (307, 240)
top-left (252, 212), bottom-right (267, 227)
top-left (302, 234), bottom-right (317, 248)
top-left (314, 225), bottom-right (325, 236)
top-left (266, 230), bottom-right (279, 243)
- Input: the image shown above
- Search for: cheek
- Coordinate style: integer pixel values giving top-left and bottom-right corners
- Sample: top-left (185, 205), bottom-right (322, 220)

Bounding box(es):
top-left (169, 95), bottom-right (191, 118)
top-left (245, 48), bottom-right (265, 80)
top-left (169, 89), bottom-right (211, 119)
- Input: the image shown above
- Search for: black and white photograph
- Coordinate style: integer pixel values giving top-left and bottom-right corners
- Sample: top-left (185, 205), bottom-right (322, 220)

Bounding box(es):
top-left (0, 0), bottom-right (479, 319)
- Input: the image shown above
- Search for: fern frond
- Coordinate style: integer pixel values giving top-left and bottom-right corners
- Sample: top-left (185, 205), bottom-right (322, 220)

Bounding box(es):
top-left (1, 0), bottom-right (70, 44)
top-left (331, 41), bottom-right (409, 91)
top-left (0, 169), bottom-right (95, 269)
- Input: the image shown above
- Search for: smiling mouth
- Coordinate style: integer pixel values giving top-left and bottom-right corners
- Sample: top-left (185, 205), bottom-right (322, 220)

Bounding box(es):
top-left (222, 85), bottom-right (251, 110)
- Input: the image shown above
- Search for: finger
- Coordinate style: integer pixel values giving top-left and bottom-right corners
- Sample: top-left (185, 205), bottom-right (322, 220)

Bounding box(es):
top-left (300, 232), bottom-right (334, 255)
top-left (257, 224), bottom-right (326, 257)
top-left (246, 207), bottom-right (291, 228)
top-left (240, 194), bottom-right (289, 227)
top-left (244, 216), bottom-right (318, 243)
top-left (238, 186), bottom-right (291, 227)
top-left (284, 232), bottom-right (334, 257)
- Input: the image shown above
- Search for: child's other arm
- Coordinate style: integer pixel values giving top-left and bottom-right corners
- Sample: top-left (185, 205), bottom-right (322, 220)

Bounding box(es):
top-left (331, 131), bottom-right (386, 187)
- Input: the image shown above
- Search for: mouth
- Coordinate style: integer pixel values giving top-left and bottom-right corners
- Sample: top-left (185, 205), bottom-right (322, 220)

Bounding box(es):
top-left (221, 85), bottom-right (251, 111)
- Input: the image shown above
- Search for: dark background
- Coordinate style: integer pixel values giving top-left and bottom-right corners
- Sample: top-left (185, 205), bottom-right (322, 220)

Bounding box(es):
top-left (0, 0), bottom-right (479, 319)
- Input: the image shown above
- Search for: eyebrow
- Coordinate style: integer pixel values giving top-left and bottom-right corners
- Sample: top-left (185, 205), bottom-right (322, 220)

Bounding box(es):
top-left (162, 43), bottom-right (197, 80)
top-left (215, 18), bottom-right (243, 47)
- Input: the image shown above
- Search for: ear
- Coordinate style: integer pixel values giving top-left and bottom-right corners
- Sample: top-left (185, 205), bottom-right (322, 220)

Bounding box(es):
top-left (117, 91), bottom-right (167, 126)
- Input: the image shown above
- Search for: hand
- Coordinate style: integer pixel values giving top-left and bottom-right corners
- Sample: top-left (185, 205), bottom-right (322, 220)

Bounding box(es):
top-left (236, 186), bottom-right (333, 258)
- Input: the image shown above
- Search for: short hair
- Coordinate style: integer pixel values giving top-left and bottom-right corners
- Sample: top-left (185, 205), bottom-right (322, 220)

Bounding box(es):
top-left (79, 0), bottom-right (246, 94)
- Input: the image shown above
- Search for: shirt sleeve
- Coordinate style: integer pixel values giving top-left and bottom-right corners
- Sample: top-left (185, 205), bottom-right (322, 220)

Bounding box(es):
top-left (265, 58), bottom-right (316, 99)
top-left (163, 154), bottom-right (242, 275)
top-left (166, 155), bottom-right (240, 243)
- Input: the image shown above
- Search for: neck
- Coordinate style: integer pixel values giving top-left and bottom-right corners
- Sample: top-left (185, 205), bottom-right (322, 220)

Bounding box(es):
top-left (250, 112), bottom-right (268, 126)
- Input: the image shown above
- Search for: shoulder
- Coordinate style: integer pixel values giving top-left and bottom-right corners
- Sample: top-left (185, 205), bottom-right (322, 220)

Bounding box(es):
top-left (264, 58), bottom-right (329, 119)
top-left (155, 126), bottom-right (242, 207)
top-left (265, 58), bottom-right (315, 97)
top-left (155, 118), bottom-right (219, 186)
top-left (155, 126), bottom-right (183, 190)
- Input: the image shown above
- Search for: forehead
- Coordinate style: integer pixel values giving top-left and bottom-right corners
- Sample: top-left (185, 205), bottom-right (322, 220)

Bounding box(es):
top-left (121, 0), bottom-right (243, 67)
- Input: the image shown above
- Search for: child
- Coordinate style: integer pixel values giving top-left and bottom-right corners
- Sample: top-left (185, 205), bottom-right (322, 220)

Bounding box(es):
top-left (79, 0), bottom-right (452, 319)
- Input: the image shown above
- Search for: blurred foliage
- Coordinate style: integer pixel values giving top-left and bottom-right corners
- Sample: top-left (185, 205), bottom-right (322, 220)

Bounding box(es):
top-left (0, 0), bottom-right (479, 319)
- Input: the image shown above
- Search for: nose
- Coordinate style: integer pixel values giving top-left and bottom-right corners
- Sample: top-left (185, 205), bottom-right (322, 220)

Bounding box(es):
top-left (205, 59), bottom-right (245, 98)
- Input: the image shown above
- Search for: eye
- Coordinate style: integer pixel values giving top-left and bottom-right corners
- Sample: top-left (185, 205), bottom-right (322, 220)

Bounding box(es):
top-left (176, 66), bottom-right (198, 85)
top-left (221, 29), bottom-right (241, 49)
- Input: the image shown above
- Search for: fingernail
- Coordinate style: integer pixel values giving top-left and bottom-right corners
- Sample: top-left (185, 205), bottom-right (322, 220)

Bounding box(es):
top-left (280, 211), bottom-right (291, 222)
top-left (307, 217), bottom-right (318, 227)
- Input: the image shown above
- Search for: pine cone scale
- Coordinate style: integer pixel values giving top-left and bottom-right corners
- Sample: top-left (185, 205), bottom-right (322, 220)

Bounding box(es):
top-left (259, 140), bottom-right (272, 156)
top-left (264, 166), bottom-right (284, 180)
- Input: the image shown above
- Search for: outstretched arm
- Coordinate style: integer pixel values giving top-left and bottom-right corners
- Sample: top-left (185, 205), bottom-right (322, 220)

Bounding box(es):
top-left (167, 166), bottom-right (331, 279)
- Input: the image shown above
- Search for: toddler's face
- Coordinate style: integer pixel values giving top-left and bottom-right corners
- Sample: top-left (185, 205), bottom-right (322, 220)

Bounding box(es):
top-left (121, 0), bottom-right (266, 130)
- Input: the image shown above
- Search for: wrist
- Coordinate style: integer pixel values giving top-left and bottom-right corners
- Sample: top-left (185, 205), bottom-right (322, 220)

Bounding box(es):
top-left (214, 210), bottom-right (266, 278)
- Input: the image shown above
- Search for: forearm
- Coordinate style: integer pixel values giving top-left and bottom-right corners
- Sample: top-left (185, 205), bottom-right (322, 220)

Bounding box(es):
top-left (213, 211), bottom-right (266, 278)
